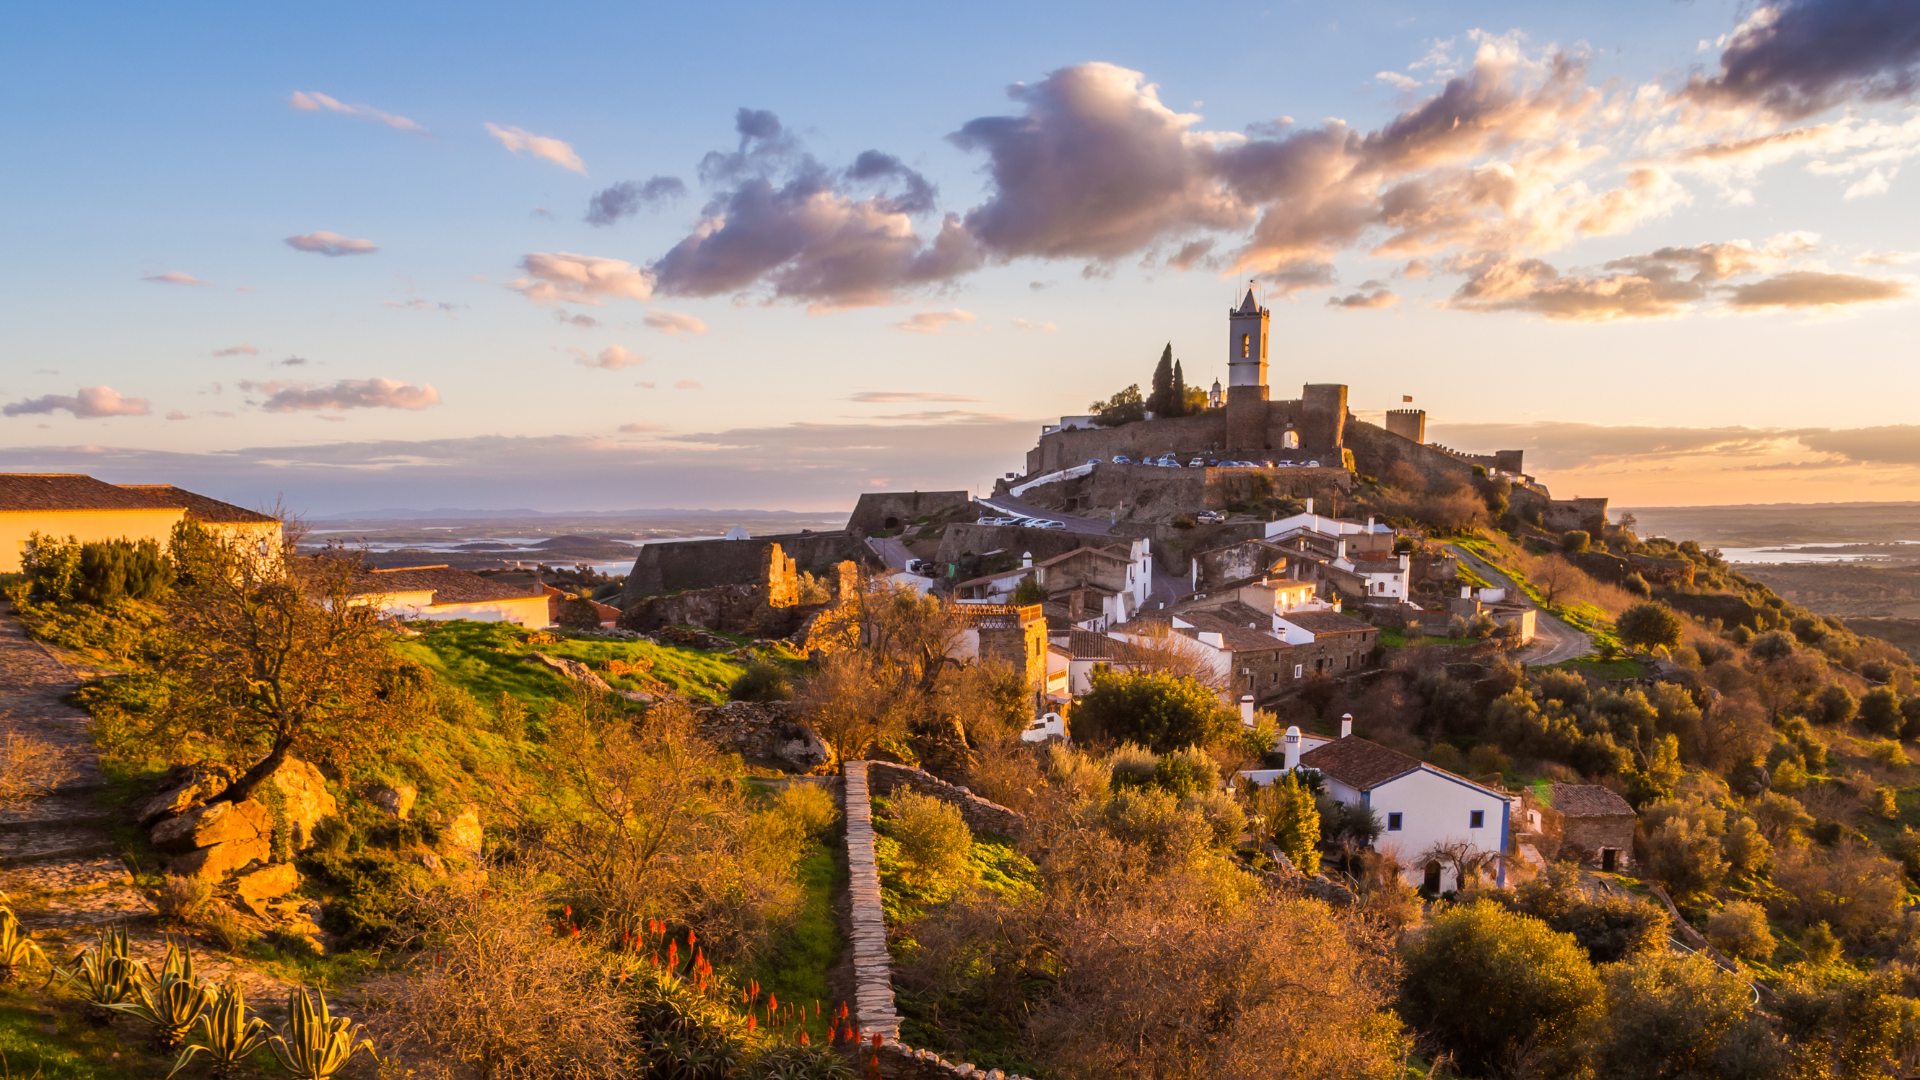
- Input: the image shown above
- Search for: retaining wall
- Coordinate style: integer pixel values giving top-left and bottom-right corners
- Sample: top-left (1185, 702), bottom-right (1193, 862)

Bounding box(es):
top-left (864, 761), bottom-right (1025, 837)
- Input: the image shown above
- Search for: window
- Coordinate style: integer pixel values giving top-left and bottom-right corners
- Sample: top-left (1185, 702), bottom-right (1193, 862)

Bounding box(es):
top-left (1387, 812), bottom-right (1403, 831)
top-left (1469, 810), bottom-right (1485, 829)
top-left (1241, 333), bottom-right (1251, 358)
top-left (1293, 664), bottom-right (1303, 678)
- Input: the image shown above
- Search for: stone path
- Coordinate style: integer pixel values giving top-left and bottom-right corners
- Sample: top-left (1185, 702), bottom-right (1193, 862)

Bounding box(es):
top-left (0, 608), bottom-right (154, 932)
top-left (841, 761), bottom-right (902, 1045)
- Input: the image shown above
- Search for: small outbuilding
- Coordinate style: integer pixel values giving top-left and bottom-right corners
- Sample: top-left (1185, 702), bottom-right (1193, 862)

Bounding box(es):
top-left (1546, 783), bottom-right (1636, 872)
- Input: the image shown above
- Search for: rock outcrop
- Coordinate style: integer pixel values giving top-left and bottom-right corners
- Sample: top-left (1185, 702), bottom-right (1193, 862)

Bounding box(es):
top-left (523, 652), bottom-right (654, 702)
top-left (148, 755), bottom-right (337, 885)
top-left (693, 701), bottom-right (836, 774)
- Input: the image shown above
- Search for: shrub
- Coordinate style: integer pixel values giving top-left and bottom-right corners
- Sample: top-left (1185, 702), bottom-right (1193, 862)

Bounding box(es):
top-left (1179, 789), bottom-right (1247, 849)
top-left (1799, 921), bottom-right (1843, 965)
top-left (1398, 901), bottom-right (1603, 1078)
top-left (773, 783), bottom-right (839, 839)
top-left (1639, 800), bottom-right (1730, 901)
top-left (1866, 738), bottom-right (1909, 768)
top-left (1561, 530), bottom-right (1591, 554)
top-left (1106, 742), bottom-right (1160, 790)
top-left (1707, 900), bottom-right (1776, 961)
top-left (1152, 746), bottom-right (1219, 798)
top-left (1870, 786), bottom-right (1899, 820)
top-left (1810, 684), bottom-right (1857, 726)
top-left (1858, 686), bottom-right (1902, 736)
top-left (1618, 602), bottom-right (1685, 652)
top-left (1249, 772), bottom-right (1320, 875)
top-left (1586, 950), bottom-right (1782, 1080)
top-left (885, 791), bottom-right (974, 892)
top-left (730, 661), bottom-right (795, 703)
top-left (1072, 669), bottom-right (1239, 753)
top-left (1010, 576), bottom-right (1046, 605)
top-left (156, 875), bottom-right (213, 923)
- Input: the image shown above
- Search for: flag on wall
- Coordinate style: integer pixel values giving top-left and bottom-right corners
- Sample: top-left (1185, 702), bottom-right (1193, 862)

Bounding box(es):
top-left (1402, 395), bottom-right (1413, 402)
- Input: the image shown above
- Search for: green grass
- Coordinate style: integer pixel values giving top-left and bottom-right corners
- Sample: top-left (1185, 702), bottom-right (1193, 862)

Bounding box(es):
top-left (1550, 657), bottom-right (1646, 680)
top-left (1377, 626), bottom-right (1474, 648)
top-left (738, 842), bottom-right (844, 1043)
top-left (0, 987), bottom-right (177, 1079)
top-left (391, 619), bottom-right (749, 705)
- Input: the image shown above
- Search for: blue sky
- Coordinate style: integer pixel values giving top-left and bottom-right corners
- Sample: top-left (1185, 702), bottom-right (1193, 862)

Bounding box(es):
top-left (4, 0), bottom-right (1918, 514)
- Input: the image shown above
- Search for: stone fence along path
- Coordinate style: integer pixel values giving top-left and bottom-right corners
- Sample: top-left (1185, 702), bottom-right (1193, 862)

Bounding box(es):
top-left (840, 760), bottom-right (1034, 1080)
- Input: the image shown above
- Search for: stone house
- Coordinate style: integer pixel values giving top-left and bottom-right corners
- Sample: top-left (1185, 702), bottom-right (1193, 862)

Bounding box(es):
top-left (1, 473), bottom-right (281, 573)
top-left (952, 540), bottom-right (1153, 630)
top-left (1547, 783), bottom-right (1636, 871)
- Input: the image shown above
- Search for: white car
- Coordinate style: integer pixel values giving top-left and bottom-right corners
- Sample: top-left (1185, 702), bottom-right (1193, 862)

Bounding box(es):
top-left (1307, 460), bottom-right (1321, 468)
top-left (1196, 511), bottom-right (1226, 524)
top-left (1112, 455), bottom-right (1132, 464)
top-left (1188, 458), bottom-right (1205, 467)
top-left (1034, 520), bottom-right (1067, 529)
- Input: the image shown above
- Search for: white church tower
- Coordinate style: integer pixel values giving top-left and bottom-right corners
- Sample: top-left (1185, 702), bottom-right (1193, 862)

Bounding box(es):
top-left (1227, 285), bottom-right (1269, 392)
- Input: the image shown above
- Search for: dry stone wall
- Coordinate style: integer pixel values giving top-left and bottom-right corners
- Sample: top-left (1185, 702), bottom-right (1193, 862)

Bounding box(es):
top-left (841, 761), bottom-right (1038, 1080)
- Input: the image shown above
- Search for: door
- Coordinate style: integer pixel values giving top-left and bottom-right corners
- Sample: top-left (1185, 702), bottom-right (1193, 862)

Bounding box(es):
top-left (1423, 861), bottom-right (1443, 894)
top-left (1601, 849), bottom-right (1617, 872)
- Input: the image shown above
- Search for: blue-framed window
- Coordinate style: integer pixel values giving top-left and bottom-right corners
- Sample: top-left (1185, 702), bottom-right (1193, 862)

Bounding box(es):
top-left (1469, 810), bottom-right (1485, 829)
top-left (1387, 812), bottom-right (1403, 831)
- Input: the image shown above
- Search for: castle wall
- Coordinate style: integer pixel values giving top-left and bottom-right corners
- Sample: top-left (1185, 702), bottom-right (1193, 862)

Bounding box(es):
top-left (621, 530), bottom-right (873, 599)
top-left (1027, 388), bottom-right (1350, 476)
top-left (1026, 411), bottom-right (1226, 475)
top-left (846, 490), bottom-right (971, 535)
top-left (1343, 418), bottom-right (1479, 490)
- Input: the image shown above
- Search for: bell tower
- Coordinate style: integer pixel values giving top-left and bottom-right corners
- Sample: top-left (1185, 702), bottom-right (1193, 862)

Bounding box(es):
top-left (1227, 285), bottom-right (1269, 393)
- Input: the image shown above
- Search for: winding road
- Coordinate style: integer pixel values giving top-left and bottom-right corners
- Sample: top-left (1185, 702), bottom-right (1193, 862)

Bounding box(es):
top-left (1446, 544), bottom-right (1592, 665)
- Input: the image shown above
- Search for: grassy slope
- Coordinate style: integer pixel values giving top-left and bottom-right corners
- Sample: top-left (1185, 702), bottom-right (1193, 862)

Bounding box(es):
top-left (739, 842), bottom-right (844, 1044)
top-left (390, 620), bottom-right (749, 704)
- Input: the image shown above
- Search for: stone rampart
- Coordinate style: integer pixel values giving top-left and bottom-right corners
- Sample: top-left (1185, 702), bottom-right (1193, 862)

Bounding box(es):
top-left (864, 761), bottom-right (1025, 838)
top-left (621, 531), bottom-right (873, 599)
top-left (848, 492), bottom-right (973, 536)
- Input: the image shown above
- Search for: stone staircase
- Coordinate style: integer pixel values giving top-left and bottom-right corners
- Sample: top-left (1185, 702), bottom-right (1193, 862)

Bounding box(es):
top-left (0, 610), bottom-right (154, 932)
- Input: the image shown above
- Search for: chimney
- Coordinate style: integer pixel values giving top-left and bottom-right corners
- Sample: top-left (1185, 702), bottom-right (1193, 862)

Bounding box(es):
top-left (1022, 551), bottom-right (1033, 569)
top-left (1461, 585), bottom-right (1471, 599)
top-left (1240, 695), bottom-right (1255, 725)
top-left (1367, 516), bottom-right (1375, 529)
top-left (1283, 726), bottom-right (1302, 771)
top-left (1337, 539), bottom-right (1347, 558)
top-left (1341, 713), bottom-right (1353, 738)
top-left (1305, 497), bottom-right (1313, 515)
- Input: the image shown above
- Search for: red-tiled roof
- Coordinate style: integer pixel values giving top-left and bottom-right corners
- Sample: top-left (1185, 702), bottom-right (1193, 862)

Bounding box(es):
top-left (0, 474), bottom-right (178, 513)
top-left (120, 485), bottom-right (279, 524)
top-left (1278, 610), bottom-right (1374, 635)
top-left (1297, 736), bottom-right (1422, 790)
top-left (355, 565), bottom-right (544, 604)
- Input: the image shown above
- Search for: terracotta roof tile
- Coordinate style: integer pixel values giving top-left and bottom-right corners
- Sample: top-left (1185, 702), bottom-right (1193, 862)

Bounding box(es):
top-left (1297, 736), bottom-right (1422, 790)
top-left (354, 565), bottom-right (544, 604)
top-left (120, 485), bottom-right (279, 524)
top-left (1278, 610), bottom-right (1374, 635)
top-left (0, 473), bottom-right (178, 513)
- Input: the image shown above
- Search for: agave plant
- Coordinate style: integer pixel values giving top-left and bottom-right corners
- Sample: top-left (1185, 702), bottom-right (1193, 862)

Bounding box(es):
top-left (110, 939), bottom-right (216, 1052)
top-left (748, 1043), bottom-right (856, 1080)
top-left (268, 987), bottom-right (376, 1080)
top-left (54, 924), bottom-right (137, 1024)
top-left (0, 904), bottom-right (46, 984)
top-left (169, 979), bottom-right (270, 1080)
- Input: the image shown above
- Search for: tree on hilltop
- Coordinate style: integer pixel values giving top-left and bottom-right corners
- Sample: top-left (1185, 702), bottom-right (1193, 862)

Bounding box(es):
top-left (1149, 344), bottom-right (1175, 417)
top-left (1170, 358), bottom-right (1189, 418)
top-left (1089, 384), bottom-right (1145, 427)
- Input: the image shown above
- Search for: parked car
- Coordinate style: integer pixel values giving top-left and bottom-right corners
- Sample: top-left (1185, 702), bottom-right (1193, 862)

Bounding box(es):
top-left (1307, 460), bottom-right (1320, 468)
top-left (1196, 510), bottom-right (1226, 524)
top-left (904, 558), bottom-right (927, 574)
top-left (1033, 519), bottom-right (1067, 529)
top-left (1188, 457), bottom-right (1205, 467)
top-left (1087, 458), bottom-right (1102, 466)
top-left (1112, 455), bottom-right (1132, 464)
top-left (1206, 458), bottom-right (1220, 466)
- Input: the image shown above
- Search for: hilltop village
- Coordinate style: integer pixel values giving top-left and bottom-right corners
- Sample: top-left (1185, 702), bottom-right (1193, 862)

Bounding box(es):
top-left (5, 293), bottom-right (1920, 1079)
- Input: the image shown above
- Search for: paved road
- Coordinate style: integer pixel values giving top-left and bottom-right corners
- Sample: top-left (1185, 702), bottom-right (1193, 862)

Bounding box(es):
top-left (866, 535), bottom-right (914, 571)
top-left (1446, 544), bottom-right (1592, 665)
top-left (977, 495), bottom-right (1114, 536)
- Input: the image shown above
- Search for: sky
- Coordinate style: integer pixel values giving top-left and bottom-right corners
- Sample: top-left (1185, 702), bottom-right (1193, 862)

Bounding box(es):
top-left (3, 0), bottom-right (1919, 515)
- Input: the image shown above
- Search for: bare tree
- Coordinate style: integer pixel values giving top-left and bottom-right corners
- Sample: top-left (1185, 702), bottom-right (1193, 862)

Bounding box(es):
top-left (1530, 553), bottom-right (1584, 609)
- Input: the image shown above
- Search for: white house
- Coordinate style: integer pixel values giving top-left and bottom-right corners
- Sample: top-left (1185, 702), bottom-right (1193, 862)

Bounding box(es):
top-left (1297, 734), bottom-right (1511, 892)
top-left (348, 565), bottom-right (552, 628)
top-left (953, 540), bottom-right (1154, 630)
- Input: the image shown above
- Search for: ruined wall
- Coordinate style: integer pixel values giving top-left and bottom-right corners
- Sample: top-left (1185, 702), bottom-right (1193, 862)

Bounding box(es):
top-left (865, 760), bottom-right (1025, 837)
top-left (847, 491), bottom-right (972, 536)
top-left (931, 524), bottom-right (1110, 576)
top-left (621, 530), bottom-right (873, 599)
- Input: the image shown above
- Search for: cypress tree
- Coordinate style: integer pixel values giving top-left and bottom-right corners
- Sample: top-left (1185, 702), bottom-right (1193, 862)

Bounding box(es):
top-left (1171, 359), bottom-right (1188, 417)
top-left (1149, 344), bottom-right (1174, 417)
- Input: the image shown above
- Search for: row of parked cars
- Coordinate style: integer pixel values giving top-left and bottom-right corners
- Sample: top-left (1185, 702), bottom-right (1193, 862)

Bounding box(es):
top-left (976, 515), bottom-right (1067, 529)
top-left (1099, 455), bottom-right (1321, 469)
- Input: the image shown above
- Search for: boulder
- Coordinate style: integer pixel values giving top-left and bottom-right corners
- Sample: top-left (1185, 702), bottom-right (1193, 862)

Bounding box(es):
top-left (264, 757), bottom-right (337, 850)
top-left (137, 764), bottom-right (237, 825)
top-left (172, 835), bottom-right (271, 882)
top-left (152, 800), bottom-right (271, 851)
top-left (524, 652), bottom-right (652, 703)
top-left (368, 784), bottom-right (417, 821)
top-left (444, 804), bottom-right (483, 857)
top-left (771, 721), bottom-right (835, 773)
top-left (236, 863), bottom-right (300, 916)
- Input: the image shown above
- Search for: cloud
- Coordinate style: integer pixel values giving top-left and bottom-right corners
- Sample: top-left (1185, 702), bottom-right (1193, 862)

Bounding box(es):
top-left (574, 345), bottom-right (646, 370)
top-left (1857, 250), bottom-right (1917, 265)
top-left (1447, 256), bottom-right (1706, 319)
top-left (643, 310), bottom-right (707, 335)
top-left (847, 391), bottom-right (987, 403)
top-left (288, 91), bottom-right (424, 132)
top-left (508, 252), bottom-right (655, 305)
top-left (1328, 288), bottom-right (1399, 309)
top-left (1845, 167), bottom-right (1893, 197)
top-left (647, 108), bottom-right (981, 307)
top-left (1680, 0), bottom-right (1920, 119)
top-left (1426, 420), bottom-right (1809, 470)
top-left (384, 297), bottom-right (463, 316)
top-left (3, 386), bottom-right (152, 419)
top-left (285, 231), bottom-right (379, 257)
top-left (893, 309), bottom-right (976, 334)
top-left (212, 343), bottom-right (259, 356)
top-left (1725, 270), bottom-right (1910, 309)
top-left (143, 271), bottom-right (212, 286)
top-left (239, 378), bottom-right (440, 412)
top-left (585, 176), bottom-right (688, 225)
top-left (281, 357), bottom-right (308, 367)
top-left (166, 410), bottom-right (189, 421)
top-left (484, 123), bottom-right (585, 173)
top-left (618, 422), bottom-right (665, 433)
top-left (1011, 319), bottom-right (1058, 332)
top-left (1800, 425), bottom-right (1920, 466)
top-left (553, 311), bottom-right (600, 329)
top-left (676, 379), bottom-right (702, 390)
top-left (1377, 71), bottom-right (1422, 91)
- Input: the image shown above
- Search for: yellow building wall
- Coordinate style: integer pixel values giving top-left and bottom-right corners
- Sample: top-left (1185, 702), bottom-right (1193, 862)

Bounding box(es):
top-left (0, 509), bottom-right (186, 574)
